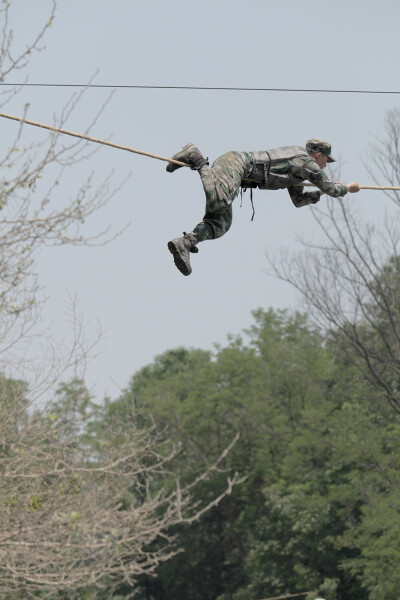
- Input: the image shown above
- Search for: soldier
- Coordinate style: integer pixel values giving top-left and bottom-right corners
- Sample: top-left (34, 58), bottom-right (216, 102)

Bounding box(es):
top-left (166, 139), bottom-right (360, 276)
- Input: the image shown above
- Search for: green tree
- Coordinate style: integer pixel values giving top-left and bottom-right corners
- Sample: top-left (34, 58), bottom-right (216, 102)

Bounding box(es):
top-left (104, 309), bottom-right (351, 600)
top-left (86, 303), bottom-right (400, 600)
top-left (267, 113), bottom-right (400, 597)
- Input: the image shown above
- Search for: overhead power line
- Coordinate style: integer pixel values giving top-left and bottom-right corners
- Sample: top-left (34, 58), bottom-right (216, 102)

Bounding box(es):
top-left (0, 82), bottom-right (400, 95)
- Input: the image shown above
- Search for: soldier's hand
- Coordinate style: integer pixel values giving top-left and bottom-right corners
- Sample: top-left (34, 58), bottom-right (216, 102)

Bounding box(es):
top-left (347, 182), bottom-right (360, 193)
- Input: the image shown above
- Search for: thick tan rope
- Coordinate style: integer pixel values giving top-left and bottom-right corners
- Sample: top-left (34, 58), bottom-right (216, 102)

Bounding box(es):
top-left (0, 111), bottom-right (188, 168)
top-left (1, 111), bottom-right (399, 189)
top-left (300, 181), bottom-right (400, 191)
top-left (358, 185), bottom-right (400, 190)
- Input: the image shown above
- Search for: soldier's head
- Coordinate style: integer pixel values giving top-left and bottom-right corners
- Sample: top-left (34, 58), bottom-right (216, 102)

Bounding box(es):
top-left (306, 138), bottom-right (336, 169)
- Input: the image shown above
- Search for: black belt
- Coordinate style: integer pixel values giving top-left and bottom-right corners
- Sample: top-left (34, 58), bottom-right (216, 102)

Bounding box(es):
top-left (241, 151), bottom-right (271, 187)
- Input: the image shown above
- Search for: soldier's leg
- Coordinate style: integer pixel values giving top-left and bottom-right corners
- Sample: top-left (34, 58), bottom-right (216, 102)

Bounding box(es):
top-left (192, 206), bottom-right (232, 242)
top-left (167, 207), bottom-right (232, 276)
top-left (190, 151), bottom-right (249, 242)
top-left (197, 151), bottom-right (249, 217)
top-left (167, 149), bottom-right (249, 275)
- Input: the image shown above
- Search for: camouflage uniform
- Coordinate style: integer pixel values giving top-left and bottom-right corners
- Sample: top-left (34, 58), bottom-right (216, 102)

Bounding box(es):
top-left (167, 139), bottom-right (348, 275)
top-left (192, 145), bottom-right (348, 243)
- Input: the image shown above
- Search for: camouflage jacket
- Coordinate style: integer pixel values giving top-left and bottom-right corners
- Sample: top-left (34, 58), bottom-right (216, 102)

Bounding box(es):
top-left (242, 146), bottom-right (348, 207)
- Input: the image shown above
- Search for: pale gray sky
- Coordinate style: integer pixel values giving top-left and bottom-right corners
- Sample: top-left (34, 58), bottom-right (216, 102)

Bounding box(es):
top-left (4, 0), bottom-right (400, 400)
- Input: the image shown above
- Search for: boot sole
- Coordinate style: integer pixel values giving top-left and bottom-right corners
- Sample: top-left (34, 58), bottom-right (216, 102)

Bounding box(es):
top-left (166, 143), bottom-right (197, 173)
top-left (166, 163), bottom-right (185, 173)
top-left (167, 241), bottom-right (191, 276)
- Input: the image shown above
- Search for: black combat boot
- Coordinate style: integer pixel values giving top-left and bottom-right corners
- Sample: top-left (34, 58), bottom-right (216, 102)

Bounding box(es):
top-left (167, 232), bottom-right (198, 276)
top-left (166, 143), bottom-right (208, 173)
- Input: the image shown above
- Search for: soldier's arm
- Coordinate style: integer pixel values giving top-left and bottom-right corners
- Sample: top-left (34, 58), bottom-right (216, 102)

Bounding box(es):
top-left (288, 156), bottom-right (348, 208)
top-left (287, 185), bottom-right (322, 208)
top-left (300, 157), bottom-right (348, 197)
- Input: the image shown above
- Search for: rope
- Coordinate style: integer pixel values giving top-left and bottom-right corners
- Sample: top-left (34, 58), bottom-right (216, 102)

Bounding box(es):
top-left (359, 185), bottom-right (400, 190)
top-left (0, 111), bottom-right (398, 190)
top-left (0, 111), bottom-right (188, 168)
top-left (300, 182), bottom-right (400, 191)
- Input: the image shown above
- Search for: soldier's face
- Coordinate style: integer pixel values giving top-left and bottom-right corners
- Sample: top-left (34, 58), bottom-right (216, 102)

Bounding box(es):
top-left (314, 153), bottom-right (329, 169)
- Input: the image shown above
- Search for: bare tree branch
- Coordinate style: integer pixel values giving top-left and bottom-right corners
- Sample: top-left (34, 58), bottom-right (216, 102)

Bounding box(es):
top-left (0, 7), bottom-right (242, 597)
top-left (267, 188), bottom-right (400, 413)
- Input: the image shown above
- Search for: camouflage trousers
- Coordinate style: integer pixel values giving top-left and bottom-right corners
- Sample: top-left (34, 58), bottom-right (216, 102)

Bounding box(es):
top-left (191, 151), bottom-right (252, 242)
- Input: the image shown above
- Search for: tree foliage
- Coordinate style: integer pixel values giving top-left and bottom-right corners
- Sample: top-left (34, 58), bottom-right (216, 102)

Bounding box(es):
top-left (94, 301), bottom-right (400, 600)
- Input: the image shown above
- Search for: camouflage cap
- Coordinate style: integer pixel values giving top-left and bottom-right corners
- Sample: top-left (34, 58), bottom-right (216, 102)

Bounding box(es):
top-left (306, 138), bottom-right (336, 162)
